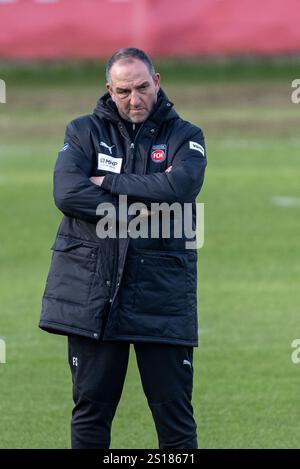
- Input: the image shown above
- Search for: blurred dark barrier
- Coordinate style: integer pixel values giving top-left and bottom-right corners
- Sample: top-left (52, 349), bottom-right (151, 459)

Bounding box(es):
top-left (0, 0), bottom-right (300, 59)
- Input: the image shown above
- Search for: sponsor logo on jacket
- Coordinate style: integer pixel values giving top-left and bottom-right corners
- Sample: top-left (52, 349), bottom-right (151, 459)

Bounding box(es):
top-left (189, 141), bottom-right (205, 156)
top-left (98, 153), bottom-right (122, 173)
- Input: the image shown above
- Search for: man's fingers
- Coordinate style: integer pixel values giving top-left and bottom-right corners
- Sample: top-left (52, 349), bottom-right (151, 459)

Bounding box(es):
top-left (90, 176), bottom-right (104, 186)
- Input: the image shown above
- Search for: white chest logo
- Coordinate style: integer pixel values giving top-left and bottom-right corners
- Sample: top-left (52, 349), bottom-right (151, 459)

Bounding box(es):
top-left (100, 141), bottom-right (115, 154)
top-left (98, 153), bottom-right (122, 173)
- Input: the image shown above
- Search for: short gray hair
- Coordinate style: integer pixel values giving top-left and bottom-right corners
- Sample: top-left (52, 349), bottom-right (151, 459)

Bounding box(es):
top-left (106, 48), bottom-right (156, 83)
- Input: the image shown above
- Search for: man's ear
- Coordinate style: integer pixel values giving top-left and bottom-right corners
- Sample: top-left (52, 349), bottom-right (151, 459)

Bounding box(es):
top-left (106, 83), bottom-right (115, 102)
top-left (153, 73), bottom-right (160, 94)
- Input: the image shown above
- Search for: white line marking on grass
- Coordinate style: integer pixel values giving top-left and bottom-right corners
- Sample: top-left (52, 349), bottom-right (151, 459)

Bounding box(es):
top-left (272, 196), bottom-right (300, 207)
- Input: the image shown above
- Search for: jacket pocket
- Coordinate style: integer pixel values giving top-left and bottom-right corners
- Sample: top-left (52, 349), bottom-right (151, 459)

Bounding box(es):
top-left (133, 250), bottom-right (190, 316)
top-left (43, 236), bottom-right (98, 306)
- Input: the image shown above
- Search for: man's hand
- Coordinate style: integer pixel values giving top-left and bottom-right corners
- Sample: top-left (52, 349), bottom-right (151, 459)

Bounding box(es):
top-left (90, 167), bottom-right (171, 187)
top-left (90, 176), bottom-right (105, 186)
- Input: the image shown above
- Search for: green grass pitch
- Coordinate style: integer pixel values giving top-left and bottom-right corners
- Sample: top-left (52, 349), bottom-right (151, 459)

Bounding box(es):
top-left (0, 62), bottom-right (300, 448)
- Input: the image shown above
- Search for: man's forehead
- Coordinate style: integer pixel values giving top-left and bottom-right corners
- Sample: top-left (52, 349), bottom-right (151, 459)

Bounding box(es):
top-left (109, 59), bottom-right (152, 85)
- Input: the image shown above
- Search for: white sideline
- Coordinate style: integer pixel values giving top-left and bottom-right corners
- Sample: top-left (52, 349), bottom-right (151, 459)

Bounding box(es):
top-left (272, 196), bottom-right (300, 207)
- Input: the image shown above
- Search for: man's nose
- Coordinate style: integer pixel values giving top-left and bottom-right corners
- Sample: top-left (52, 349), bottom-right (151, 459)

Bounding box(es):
top-left (130, 91), bottom-right (142, 107)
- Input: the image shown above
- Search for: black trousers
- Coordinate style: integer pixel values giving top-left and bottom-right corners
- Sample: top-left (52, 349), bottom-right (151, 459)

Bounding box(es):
top-left (68, 336), bottom-right (198, 449)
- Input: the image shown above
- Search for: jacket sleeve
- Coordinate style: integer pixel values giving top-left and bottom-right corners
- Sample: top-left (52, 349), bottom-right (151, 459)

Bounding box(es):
top-left (53, 121), bottom-right (118, 223)
top-left (101, 129), bottom-right (207, 204)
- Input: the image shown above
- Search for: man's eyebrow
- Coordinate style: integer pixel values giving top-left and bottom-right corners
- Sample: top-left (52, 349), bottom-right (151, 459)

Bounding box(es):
top-left (115, 81), bottom-right (150, 93)
top-left (136, 81), bottom-right (149, 88)
top-left (116, 87), bottom-right (130, 92)
top-left (116, 87), bottom-right (130, 93)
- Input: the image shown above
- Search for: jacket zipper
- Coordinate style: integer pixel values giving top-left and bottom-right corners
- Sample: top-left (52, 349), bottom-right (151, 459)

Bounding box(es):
top-left (109, 242), bottom-right (118, 303)
top-left (108, 123), bottom-right (144, 305)
top-left (108, 125), bottom-right (132, 305)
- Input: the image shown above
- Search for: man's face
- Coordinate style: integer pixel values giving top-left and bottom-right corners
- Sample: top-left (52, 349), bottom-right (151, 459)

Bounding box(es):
top-left (106, 58), bottom-right (160, 123)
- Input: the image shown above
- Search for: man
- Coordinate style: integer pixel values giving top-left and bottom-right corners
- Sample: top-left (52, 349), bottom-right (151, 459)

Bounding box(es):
top-left (40, 48), bottom-right (207, 449)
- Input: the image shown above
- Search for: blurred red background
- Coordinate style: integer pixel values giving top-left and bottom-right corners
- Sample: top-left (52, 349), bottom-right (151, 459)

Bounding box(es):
top-left (0, 0), bottom-right (299, 59)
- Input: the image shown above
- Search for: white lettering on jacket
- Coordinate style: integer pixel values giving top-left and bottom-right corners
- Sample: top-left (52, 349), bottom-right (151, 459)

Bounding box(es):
top-left (189, 141), bottom-right (205, 156)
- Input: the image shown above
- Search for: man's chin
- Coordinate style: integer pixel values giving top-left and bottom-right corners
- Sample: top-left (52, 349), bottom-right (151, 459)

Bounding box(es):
top-left (131, 117), bottom-right (145, 123)
top-left (129, 110), bottom-right (148, 123)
